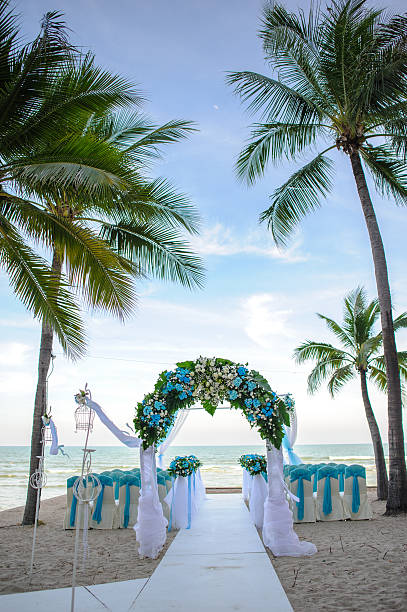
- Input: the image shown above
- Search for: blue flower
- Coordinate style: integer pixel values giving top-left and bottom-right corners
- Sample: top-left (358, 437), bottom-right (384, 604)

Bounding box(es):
top-left (253, 399), bottom-right (261, 408)
top-left (165, 371), bottom-right (173, 380)
top-left (179, 391), bottom-right (187, 400)
top-left (244, 398), bottom-right (253, 408)
top-left (166, 382), bottom-right (174, 391)
top-left (229, 390), bottom-right (238, 400)
top-left (175, 383), bottom-right (183, 392)
top-left (237, 366), bottom-right (248, 376)
top-left (247, 381), bottom-right (256, 391)
top-left (154, 400), bottom-right (165, 410)
top-left (143, 406), bottom-right (151, 415)
top-left (233, 377), bottom-right (242, 388)
top-left (247, 414), bottom-right (255, 422)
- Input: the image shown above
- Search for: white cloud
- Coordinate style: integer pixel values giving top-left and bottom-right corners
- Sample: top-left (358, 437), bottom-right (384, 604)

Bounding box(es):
top-left (242, 293), bottom-right (294, 348)
top-left (0, 342), bottom-right (32, 366)
top-left (213, 104), bottom-right (219, 110)
top-left (191, 223), bottom-right (308, 263)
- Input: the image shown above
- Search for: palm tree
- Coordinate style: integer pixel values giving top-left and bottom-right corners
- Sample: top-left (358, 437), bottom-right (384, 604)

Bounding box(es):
top-left (0, 2), bottom-right (140, 355)
top-left (227, 0), bottom-right (407, 512)
top-left (294, 288), bottom-right (407, 500)
top-left (0, 4), bottom-right (204, 523)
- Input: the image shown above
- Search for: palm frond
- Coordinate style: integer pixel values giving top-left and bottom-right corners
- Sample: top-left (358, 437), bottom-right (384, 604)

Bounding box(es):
top-left (99, 220), bottom-right (205, 290)
top-left (360, 145), bottom-right (407, 205)
top-left (327, 364), bottom-right (355, 396)
top-left (293, 340), bottom-right (350, 365)
top-left (0, 214), bottom-right (85, 359)
top-left (226, 70), bottom-right (321, 124)
top-left (236, 122), bottom-right (324, 184)
top-left (307, 358), bottom-right (353, 395)
top-left (259, 153), bottom-right (334, 246)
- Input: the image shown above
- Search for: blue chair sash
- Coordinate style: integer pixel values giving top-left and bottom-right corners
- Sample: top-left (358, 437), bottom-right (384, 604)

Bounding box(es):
top-left (92, 485), bottom-right (105, 524)
top-left (323, 476), bottom-right (332, 515)
top-left (290, 469), bottom-right (311, 521)
top-left (345, 465), bottom-right (365, 513)
top-left (123, 483), bottom-right (131, 528)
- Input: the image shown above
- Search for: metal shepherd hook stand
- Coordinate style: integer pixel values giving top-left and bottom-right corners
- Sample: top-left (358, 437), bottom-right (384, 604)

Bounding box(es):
top-left (70, 384), bottom-right (101, 612)
top-left (28, 354), bottom-right (55, 584)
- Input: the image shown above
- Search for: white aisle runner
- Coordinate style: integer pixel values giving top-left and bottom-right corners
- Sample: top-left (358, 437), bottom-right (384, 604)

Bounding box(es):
top-left (132, 493), bottom-right (293, 612)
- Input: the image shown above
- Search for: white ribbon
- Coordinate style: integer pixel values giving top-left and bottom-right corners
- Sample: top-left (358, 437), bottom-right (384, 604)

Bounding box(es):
top-left (86, 399), bottom-right (142, 448)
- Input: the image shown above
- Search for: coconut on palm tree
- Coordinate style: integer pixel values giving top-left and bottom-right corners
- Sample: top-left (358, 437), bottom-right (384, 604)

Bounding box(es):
top-left (294, 287), bottom-right (407, 500)
top-left (0, 4), bottom-right (204, 524)
top-left (228, 0), bottom-right (407, 512)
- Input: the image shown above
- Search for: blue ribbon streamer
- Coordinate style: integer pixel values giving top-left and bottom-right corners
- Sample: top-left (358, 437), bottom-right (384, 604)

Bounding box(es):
top-left (296, 477), bottom-right (305, 521)
top-left (187, 474), bottom-right (192, 529)
top-left (123, 483), bottom-right (131, 528)
top-left (92, 484), bottom-right (105, 524)
top-left (352, 475), bottom-right (361, 513)
top-left (323, 476), bottom-right (332, 515)
top-left (70, 495), bottom-right (77, 527)
top-left (168, 476), bottom-right (175, 532)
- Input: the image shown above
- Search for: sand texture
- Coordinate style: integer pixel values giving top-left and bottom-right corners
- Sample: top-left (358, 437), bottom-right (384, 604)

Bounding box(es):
top-left (270, 491), bottom-right (407, 612)
top-left (0, 495), bottom-right (177, 595)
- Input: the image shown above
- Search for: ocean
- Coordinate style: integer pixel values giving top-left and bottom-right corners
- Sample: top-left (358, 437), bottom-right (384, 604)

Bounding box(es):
top-left (0, 443), bottom-right (397, 511)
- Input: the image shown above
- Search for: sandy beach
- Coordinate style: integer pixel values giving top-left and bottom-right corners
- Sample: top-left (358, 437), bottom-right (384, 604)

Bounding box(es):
top-left (0, 490), bottom-right (406, 611)
top-left (0, 495), bottom-right (177, 595)
top-left (270, 490), bottom-right (407, 612)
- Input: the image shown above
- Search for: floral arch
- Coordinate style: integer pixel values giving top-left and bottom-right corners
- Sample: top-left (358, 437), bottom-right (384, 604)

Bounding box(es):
top-left (128, 357), bottom-right (316, 560)
top-left (133, 356), bottom-right (294, 449)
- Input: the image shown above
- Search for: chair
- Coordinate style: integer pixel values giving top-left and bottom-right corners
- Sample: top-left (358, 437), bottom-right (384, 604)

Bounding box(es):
top-left (343, 465), bottom-right (372, 520)
top-left (290, 468), bottom-right (316, 523)
top-left (63, 476), bottom-right (90, 530)
top-left (316, 466), bottom-right (349, 521)
top-left (118, 474), bottom-right (140, 528)
top-left (91, 475), bottom-right (116, 529)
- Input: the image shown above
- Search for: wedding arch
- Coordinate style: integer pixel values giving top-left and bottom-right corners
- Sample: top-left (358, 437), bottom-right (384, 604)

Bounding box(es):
top-left (87, 356), bottom-right (316, 558)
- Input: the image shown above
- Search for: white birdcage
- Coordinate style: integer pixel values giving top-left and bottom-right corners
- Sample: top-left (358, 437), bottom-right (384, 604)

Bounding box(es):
top-left (74, 404), bottom-right (95, 433)
top-left (43, 424), bottom-right (53, 443)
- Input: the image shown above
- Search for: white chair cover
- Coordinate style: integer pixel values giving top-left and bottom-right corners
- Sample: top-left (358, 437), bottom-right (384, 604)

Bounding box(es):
top-left (343, 476), bottom-right (372, 520)
top-left (316, 475), bottom-right (349, 521)
top-left (262, 445), bottom-right (317, 557)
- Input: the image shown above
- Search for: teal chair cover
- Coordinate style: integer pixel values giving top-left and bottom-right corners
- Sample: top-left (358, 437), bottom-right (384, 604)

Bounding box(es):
top-left (336, 464), bottom-right (347, 492)
top-left (317, 466), bottom-right (338, 515)
top-left (119, 474), bottom-right (140, 528)
top-left (92, 475), bottom-right (113, 524)
top-left (345, 465), bottom-right (365, 513)
top-left (290, 467), bottom-right (311, 521)
top-left (157, 473), bottom-right (166, 487)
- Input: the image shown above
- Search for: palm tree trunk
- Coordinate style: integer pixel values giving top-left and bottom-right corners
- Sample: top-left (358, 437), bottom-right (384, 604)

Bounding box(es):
top-left (359, 369), bottom-right (388, 499)
top-left (350, 151), bottom-right (407, 513)
top-left (22, 250), bottom-right (61, 525)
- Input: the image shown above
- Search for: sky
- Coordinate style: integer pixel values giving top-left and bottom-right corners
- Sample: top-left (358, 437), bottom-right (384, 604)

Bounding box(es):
top-left (1, 0), bottom-right (406, 448)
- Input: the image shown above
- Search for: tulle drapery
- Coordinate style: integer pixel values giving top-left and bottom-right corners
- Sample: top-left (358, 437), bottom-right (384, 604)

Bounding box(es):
top-left (282, 407), bottom-right (302, 465)
top-left (164, 469), bottom-right (206, 530)
top-left (134, 444), bottom-right (168, 558)
top-left (249, 474), bottom-right (268, 528)
top-left (157, 409), bottom-right (190, 468)
top-left (262, 444), bottom-right (317, 557)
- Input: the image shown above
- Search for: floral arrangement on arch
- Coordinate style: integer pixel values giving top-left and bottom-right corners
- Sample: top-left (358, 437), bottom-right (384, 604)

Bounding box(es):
top-left (134, 356), bottom-right (294, 449)
top-left (239, 454), bottom-right (267, 476)
top-left (168, 455), bottom-right (202, 478)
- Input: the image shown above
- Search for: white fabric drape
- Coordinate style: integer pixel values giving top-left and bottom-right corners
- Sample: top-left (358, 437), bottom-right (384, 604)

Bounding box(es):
top-left (164, 469), bottom-right (205, 529)
top-left (282, 408), bottom-right (302, 465)
top-left (157, 408), bottom-right (190, 468)
top-left (262, 444), bottom-right (317, 557)
top-left (87, 399), bottom-right (142, 448)
top-left (242, 469), bottom-right (252, 501)
top-left (249, 474), bottom-right (268, 528)
top-left (134, 444), bottom-right (167, 558)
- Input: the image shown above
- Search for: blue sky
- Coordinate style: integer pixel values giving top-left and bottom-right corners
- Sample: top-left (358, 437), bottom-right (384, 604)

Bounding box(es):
top-left (1, 0), bottom-right (406, 447)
